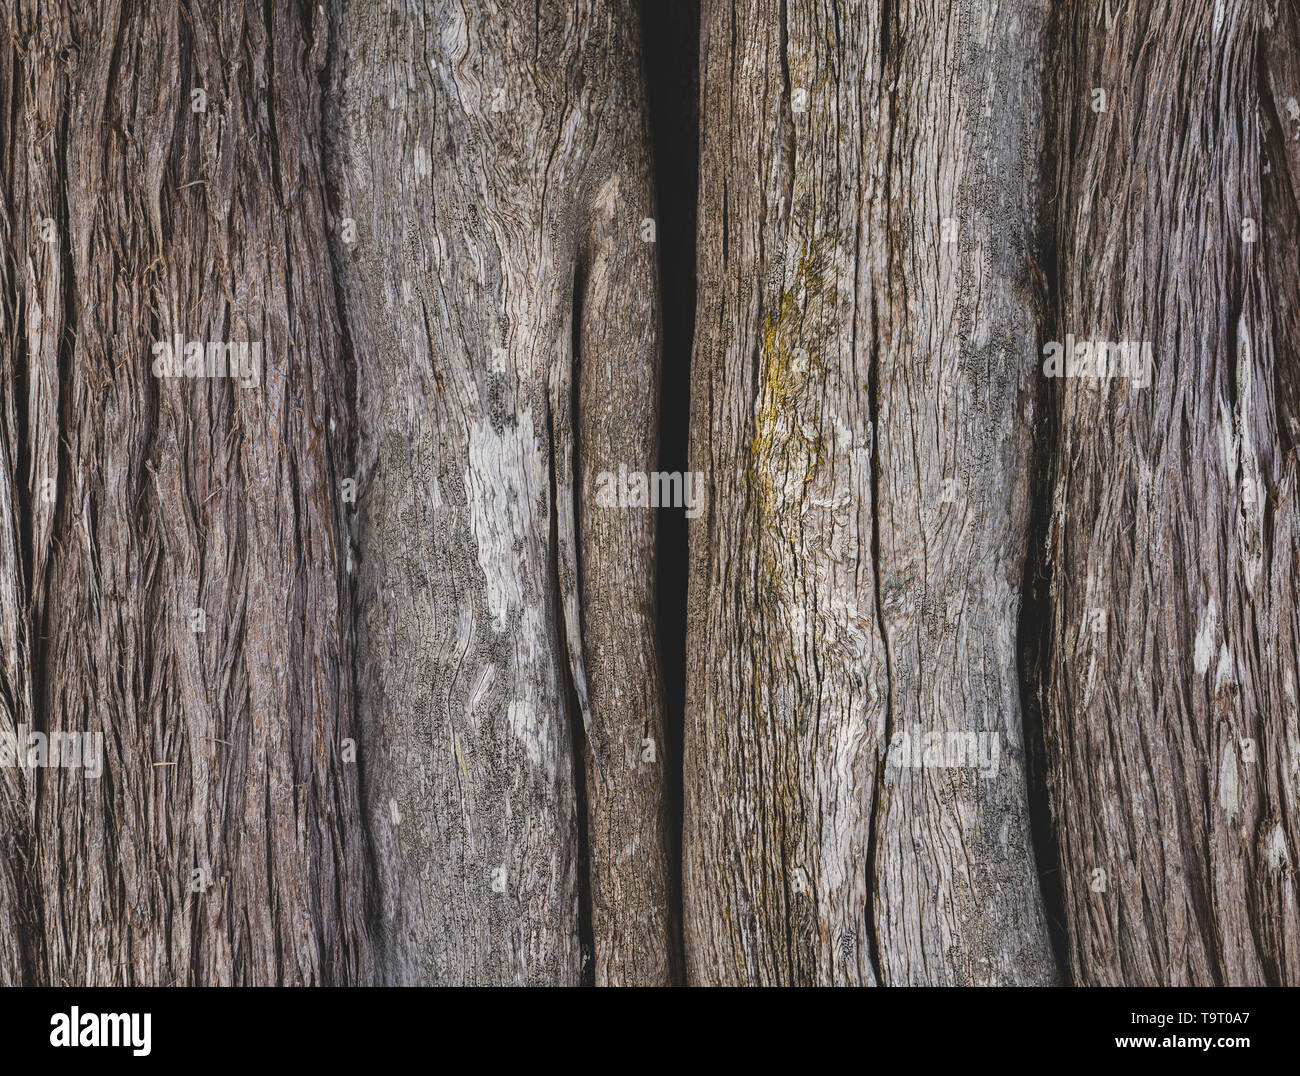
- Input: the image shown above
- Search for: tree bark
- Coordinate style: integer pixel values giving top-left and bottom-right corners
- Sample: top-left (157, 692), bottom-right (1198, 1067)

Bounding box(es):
top-left (327, 0), bottom-right (675, 985)
top-left (0, 0), bottom-right (372, 985)
top-left (0, 0), bottom-right (673, 988)
top-left (684, 0), bottom-right (1057, 985)
top-left (1039, 0), bottom-right (1300, 986)
top-left (2, 0), bottom-right (1294, 990)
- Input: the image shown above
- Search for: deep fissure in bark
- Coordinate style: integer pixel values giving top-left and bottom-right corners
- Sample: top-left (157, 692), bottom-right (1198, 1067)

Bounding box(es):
top-left (863, 285), bottom-right (889, 988)
top-left (639, 0), bottom-right (698, 987)
top-left (1017, 0), bottom-right (1072, 981)
top-left (561, 258), bottom-right (597, 986)
top-left (1018, 386), bottom-right (1071, 979)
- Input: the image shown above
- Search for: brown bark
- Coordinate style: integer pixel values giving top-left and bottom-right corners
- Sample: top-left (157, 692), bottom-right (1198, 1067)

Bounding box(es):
top-left (0, 0), bottom-right (673, 988)
top-left (0, 0), bottom-right (372, 984)
top-left (1039, 0), bottom-right (1300, 986)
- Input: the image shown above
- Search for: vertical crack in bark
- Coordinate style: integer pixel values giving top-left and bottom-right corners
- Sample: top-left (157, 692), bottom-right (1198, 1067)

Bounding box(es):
top-left (1015, 0), bottom-right (1071, 981)
top-left (1018, 376), bottom-right (1071, 980)
top-left (864, 285), bottom-right (890, 988)
top-left (318, 0), bottom-right (375, 981)
top-left (556, 259), bottom-right (596, 987)
top-left (640, 0), bottom-right (698, 984)
top-left (861, 0), bottom-right (895, 988)
top-left (1018, 307), bottom-right (1071, 981)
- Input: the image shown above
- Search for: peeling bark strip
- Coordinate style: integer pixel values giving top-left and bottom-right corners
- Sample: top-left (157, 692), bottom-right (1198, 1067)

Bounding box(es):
top-left (0, 1), bottom-right (372, 984)
top-left (1042, 0), bottom-right (1300, 985)
top-left (684, 0), bottom-right (1056, 984)
top-left (328, 0), bottom-right (674, 984)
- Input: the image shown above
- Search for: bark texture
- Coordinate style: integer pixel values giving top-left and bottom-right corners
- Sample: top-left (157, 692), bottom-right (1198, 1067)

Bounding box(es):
top-left (1039, 0), bottom-right (1300, 985)
top-left (327, 0), bottom-right (675, 985)
top-left (0, 0), bottom-right (1295, 989)
top-left (0, 0), bottom-right (372, 984)
top-left (683, 0), bottom-right (1056, 985)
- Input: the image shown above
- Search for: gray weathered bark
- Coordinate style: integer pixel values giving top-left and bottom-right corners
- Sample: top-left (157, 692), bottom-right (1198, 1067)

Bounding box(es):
top-left (327, 0), bottom-right (675, 985)
top-left (683, 0), bottom-right (1057, 985)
